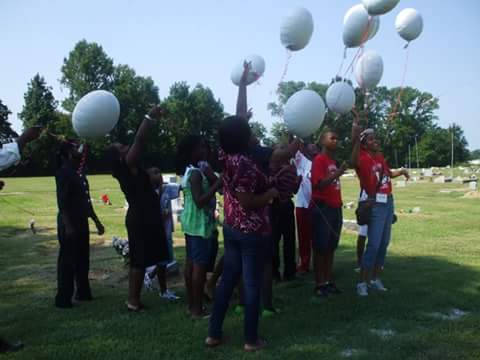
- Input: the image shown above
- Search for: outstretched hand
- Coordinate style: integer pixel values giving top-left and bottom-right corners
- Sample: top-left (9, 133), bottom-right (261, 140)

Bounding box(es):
top-left (147, 104), bottom-right (167, 121)
top-left (240, 61), bottom-right (252, 85)
top-left (245, 108), bottom-right (253, 121)
top-left (351, 118), bottom-right (362, 142)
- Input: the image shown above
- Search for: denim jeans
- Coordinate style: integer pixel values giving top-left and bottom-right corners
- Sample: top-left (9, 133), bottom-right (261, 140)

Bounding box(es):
top-left (362, 196), bottom-right (394, 270)
top-left (208, 225), bottom-right (266, 344)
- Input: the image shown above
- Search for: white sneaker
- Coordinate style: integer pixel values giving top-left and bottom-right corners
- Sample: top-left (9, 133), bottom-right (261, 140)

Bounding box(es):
top-left (357, 282), bottom-right (369, 297)
top-left (160, 289), bottom-right (180, 301)
top-left (143, 273), bottom-right (155, 291)
top-left (370, 279), bottom-right (388, 292)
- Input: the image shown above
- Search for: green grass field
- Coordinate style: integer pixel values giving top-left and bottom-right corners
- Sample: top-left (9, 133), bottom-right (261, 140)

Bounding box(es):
top-left (0, 174), bottom-right (479, 359)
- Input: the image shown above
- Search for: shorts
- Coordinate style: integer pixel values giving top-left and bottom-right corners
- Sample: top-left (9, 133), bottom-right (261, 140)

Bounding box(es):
top-left (185, 234), bottom-right (212, 265)
top-left (358, 225), bottom-right (368, 237)
top-left (311, 202), bottom-right (343, 255)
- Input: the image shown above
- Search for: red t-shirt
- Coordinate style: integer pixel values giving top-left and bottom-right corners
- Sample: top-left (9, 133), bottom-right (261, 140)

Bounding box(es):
top-left (311, 153), bottom-right (342, 208)
top-left (355, 149), bottom-right (392, 196)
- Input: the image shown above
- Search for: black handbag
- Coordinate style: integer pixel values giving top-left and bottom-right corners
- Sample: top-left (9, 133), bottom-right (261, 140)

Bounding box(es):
top-left (355, 166), bottom-right (384, 226)
top-left (355, 199), bottom-right (374, 226)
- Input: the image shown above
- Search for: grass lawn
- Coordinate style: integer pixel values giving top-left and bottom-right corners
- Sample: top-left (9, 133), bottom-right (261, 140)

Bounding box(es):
top-left (0, 174), bottom-right (479, 359)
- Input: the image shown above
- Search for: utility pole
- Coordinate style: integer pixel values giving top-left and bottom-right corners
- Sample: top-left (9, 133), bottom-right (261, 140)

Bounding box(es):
top-left (451, 126), bottom-right (454, 178)
top-left (408, 144), bottom-right (411, 170)
top-left (415, 135), bottom-right (419, 169)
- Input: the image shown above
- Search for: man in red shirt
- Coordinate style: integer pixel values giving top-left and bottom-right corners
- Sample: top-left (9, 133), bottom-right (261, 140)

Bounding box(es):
top-left (311, 131), bottom-right (347, 297)
top-left (351, 124), bottom-right (409, 297)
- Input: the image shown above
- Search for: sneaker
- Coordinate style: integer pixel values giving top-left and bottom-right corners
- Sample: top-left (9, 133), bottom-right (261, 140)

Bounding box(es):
top-left (357, 282), bottom-right (369, 297)
top-left (143, 273), bottom-right (155, 291)
top-left (370, 279), bottom-right (388, 292)
top-left (315, 284), bottom-right (329, 298)
top-left (326, 282), bottom-right (342, 295)
top-left (160, 289), bottom-right (180, 301)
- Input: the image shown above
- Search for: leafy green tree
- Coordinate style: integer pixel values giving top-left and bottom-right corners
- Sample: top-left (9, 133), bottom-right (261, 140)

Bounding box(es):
top-left (249, 121), bottom-right (267, 144)
top-left (0, 100), bottom-right (17, 142)
top-left (19, 74), bottom-right (58, 127)
top-left (60, 40), bottom-right (114, 112)
top-left (268, 80), bottom-right (444, 166)
top-left (110, 64), bottom-right (160, 144)
top-left (18, 75), bottom-right (62, 173)
top-left (417, 124), bottom-right (469, 167)
top-left (470, 149), bottom-right (480, 160)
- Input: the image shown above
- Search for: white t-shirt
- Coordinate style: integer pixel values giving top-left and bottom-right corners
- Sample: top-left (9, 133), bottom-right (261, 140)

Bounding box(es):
top-left (0, 142), bottom-right (21, 171)
top-left (294, 151), bottom-right (312, 208)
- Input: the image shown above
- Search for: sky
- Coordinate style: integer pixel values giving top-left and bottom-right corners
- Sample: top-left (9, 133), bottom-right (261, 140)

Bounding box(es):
top-left (2, 0), bottom-right (480, 149)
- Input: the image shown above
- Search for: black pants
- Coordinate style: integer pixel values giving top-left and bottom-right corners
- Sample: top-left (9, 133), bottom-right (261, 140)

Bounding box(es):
top-left (55, 214), bottom-right (91, 306)
top-left (272, 199), bottom-right (296, 279)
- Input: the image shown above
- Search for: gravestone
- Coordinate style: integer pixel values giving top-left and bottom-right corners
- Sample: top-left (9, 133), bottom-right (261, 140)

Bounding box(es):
top-left (469, 181), bottom-right (478, 191)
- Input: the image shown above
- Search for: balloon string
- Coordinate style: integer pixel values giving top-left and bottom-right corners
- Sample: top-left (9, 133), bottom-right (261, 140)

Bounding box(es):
top-left (0, 196), bottom-right (36, 216)
top-left (342, 16), bottom-right (373, 79)
top-left (277, 49), bottom-right (292, 90)
top-left (336, 47), bottom-right (347, 76)
top-left (386, 46), bottom-right (410, 125)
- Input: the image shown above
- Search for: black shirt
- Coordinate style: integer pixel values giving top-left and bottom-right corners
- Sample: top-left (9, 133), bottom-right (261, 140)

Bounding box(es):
top-left (55, 164), bottom-right (93, 221)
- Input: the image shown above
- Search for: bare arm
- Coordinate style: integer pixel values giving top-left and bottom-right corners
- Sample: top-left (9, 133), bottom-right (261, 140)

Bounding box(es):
top-left (125, 105), bottom-right (166, 170)
top-left (236, 188), bottom-right (279, 210)
top-left (350, 121), bottom-right (362, 169)
top-left (16, 126), bottom-right (42, 153)
top-left (391, 169), bottom-right (410, 180)
top-left (313, 163), bottom-right (347, 190)
top-left (190, 170), bottom-right (222, 209)
top-left (236, 61), bottom-right (251, 119)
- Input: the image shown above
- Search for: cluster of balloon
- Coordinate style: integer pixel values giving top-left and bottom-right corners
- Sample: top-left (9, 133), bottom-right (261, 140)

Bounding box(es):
top-left (72, 90), bottom-right (120, 138)
top-left (280, 7), bottom-right (314, 51)
top-left (326, 79), bottom-right (356, 115)
top-left (231, 55), bottom-right (266, 86)
top-left (343, 4), bottom-right (380, 48)
top-left (395, 8), bottom-right (423, 45)
top-left (283, 90), bottom-right (326, 138)
top-left (355, 50), bottom-right (384, 89)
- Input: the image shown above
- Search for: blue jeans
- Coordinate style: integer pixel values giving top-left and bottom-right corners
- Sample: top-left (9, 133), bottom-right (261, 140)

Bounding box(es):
top-left (362, 196), bottom-right (394, 270)
top-left (208, 225), bottom-right (266, 344)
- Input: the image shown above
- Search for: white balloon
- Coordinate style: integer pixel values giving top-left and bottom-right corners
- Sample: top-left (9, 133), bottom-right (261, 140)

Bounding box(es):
top-left (280, 7), bottom-right (314, 51)
top-left (343, 4), bottom-right (380, 48)
top-left (230, 54), bottom-right (266, 86)
top-left (72, 90), bottom-right (120, 138)
top-left (362, 0), bottom-right (400, 15)
top-left (355, 50), bottom-right (384, 89)
top-left (326, 82), bottom-right (356, 115)
top-left (396, 8), bottom-right (423, 42)
top-left (284, 90), bottom-right (326, 137)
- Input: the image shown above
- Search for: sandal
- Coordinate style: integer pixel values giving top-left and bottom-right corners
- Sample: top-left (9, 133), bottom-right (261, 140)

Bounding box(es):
top-left (126, 301), bottom-right (145, 312)
top-left (191, 308), bottom-right (211, 320)
top-left (205, 336), bottom-right (229, 348)
top-left (244, 338), bottom-right (267, 352)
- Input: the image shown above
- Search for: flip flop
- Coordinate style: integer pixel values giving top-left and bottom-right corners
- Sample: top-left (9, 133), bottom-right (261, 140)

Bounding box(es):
top-left (126, 301), bottom-right (145, 312)
top-left (205, 336), bottom-right (229, 348)
top-left (244, 339), bottom-right (267, 352)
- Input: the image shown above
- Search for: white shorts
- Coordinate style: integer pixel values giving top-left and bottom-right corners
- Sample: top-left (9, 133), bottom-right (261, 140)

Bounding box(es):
top-left (358, 225), bottom-right (368, 237)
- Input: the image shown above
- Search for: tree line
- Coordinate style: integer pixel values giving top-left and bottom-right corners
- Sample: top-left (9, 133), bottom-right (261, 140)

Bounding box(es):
top-left (0, 40), bottom-right (474, 176)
